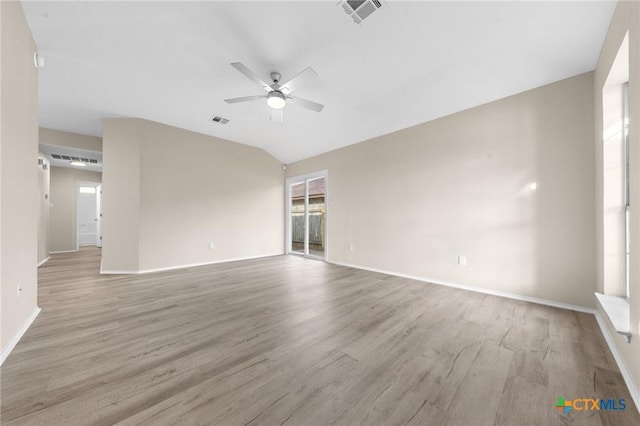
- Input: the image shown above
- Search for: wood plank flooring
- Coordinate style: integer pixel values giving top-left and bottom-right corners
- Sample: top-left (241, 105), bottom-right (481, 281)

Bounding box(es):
top-left (1, 247), bottom-right (638, 425)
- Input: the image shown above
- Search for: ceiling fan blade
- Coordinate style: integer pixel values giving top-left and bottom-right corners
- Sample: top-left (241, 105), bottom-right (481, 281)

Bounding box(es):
top-left (270, 108), bottom-right (283, 123)
top-left (286, 96), bottom-right (324, 112)
top-left (279, 67), bottom-right (318, 95)
top-left (230, 63), bottom-right (272, 92)
top-left (224, 95), bottom-right (266, 104)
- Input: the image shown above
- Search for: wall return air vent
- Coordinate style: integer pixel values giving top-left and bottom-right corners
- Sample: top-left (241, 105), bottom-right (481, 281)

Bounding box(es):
top-left (339, 0), bottom-right (383, 24)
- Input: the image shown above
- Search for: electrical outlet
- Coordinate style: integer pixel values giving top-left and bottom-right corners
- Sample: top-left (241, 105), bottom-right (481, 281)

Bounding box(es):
top-left (17, 282), bottom-right (22, 298)
top-left (209, 242), bottom-right (215, 249)
top-left (458, 256), bottom-right (466, 266)
top-left (348, 243), bottom-right (354, 252)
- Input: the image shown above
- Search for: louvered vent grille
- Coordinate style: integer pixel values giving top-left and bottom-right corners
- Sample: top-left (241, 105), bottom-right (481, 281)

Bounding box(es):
top-left (339, 0), bottom-right (383, 24)
top-left (51, 154), bottom-right (98, 164)
top-left (212, 116), bottom-right (230, 124)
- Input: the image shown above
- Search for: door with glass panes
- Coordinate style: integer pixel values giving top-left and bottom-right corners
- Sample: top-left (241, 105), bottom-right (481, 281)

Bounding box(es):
top-left (287, 172), bottom-right (327, 259)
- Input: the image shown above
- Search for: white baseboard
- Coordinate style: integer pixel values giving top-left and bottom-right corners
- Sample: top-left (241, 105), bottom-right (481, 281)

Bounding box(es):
top-left (0, 307), bottom-right (41, 366)
top-left (101, 252), bottom-right (284, 275)
top-left (99, 269), bottom-right (137, 275)
top-left (329, 260), bottom-right (595, 314)
top-left (37, 256), bottom-right (50, 267)
top-left (49, 249), bottom-right (78, 254)
top-left (594, 312), bottom-right (640, 413)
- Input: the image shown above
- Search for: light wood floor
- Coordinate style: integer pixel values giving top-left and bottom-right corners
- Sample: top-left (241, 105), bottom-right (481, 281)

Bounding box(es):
top-left (1, 248), bottom-right (638, 425)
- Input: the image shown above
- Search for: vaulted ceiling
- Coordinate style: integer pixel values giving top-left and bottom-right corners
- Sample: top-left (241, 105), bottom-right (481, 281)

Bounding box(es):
top-left (22, 1), bottom-right (616, 164)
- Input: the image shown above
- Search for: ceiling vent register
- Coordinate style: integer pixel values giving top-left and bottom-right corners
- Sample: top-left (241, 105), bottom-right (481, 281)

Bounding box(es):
top-left (212, 116), bottom-right (230, 124)
top-left (51, 154), bottom-right (98, 163)
top-left (340, 0), bottom-right (382, 24)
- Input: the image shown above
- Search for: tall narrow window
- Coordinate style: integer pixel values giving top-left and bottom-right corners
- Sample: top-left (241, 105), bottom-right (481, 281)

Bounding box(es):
top-left (623, 81), bottom-right (630, 298)
top-left (596, 33), bottom-right (631, 342)
top-left (601, 32), bottom-right (629, 298)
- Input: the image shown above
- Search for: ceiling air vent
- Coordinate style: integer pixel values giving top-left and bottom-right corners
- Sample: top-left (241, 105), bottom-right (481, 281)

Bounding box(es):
top-left (339, 0), bottom-right (383, 24)
top-left (212, 116), bottom-right (230, 124)
top-left (51, 154), bottom-right (98, 163)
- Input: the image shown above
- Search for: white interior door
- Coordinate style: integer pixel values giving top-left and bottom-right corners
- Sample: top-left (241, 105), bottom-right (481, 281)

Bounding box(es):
top-left (77, 182), bottom-right (99, 247)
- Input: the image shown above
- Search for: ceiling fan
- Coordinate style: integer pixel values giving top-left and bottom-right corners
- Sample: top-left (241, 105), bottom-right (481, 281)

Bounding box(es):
top-left (224, 62), bottom-right (324, 123)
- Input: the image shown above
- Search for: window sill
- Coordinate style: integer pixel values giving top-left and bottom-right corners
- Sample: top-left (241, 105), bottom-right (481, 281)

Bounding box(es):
top-left (595, 292), bottom-right (632, 343)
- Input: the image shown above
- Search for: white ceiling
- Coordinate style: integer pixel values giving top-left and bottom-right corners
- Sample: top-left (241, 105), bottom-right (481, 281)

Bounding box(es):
top-left (22, 1), bottom-right (616, 164)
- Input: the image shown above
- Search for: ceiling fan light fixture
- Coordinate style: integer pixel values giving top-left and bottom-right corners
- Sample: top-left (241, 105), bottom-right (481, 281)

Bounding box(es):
top-left (267, 91), bottom-right (286, 109)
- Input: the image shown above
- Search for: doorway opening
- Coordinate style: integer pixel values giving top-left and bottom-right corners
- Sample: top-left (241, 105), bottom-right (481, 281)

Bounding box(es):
top-left (286, 171), bottom-right (328, 260)
top-left (76, 181), bottom-right (102, 250)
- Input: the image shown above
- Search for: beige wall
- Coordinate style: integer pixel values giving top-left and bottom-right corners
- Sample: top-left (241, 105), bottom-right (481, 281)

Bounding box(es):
top-left (102, 118), bottom-right (284, 273)
top-left (1, 1), bottom-right (40, 358)
top-left (40, 127), bottom-right (102, 152)
top-left (49, 167), bottom-right (102, 253)
top-left (101, 119), bottom-right (140, 271)
top-left (0, 0), bottom-right (3, 362)
top-left (37, 150), bottom-right (50, 263)
top-left (288, 72), bottom-right (595, 308)
top-left (594, 0), bottom-right (640, 402)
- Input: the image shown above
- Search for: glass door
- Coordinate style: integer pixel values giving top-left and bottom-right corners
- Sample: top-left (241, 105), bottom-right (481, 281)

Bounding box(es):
top-left (290, 181), bottom-right (305, 255)
top-left (287, 172), bottom-right (327, 260)
top-left (307, 177), bottom-right (326, 258)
